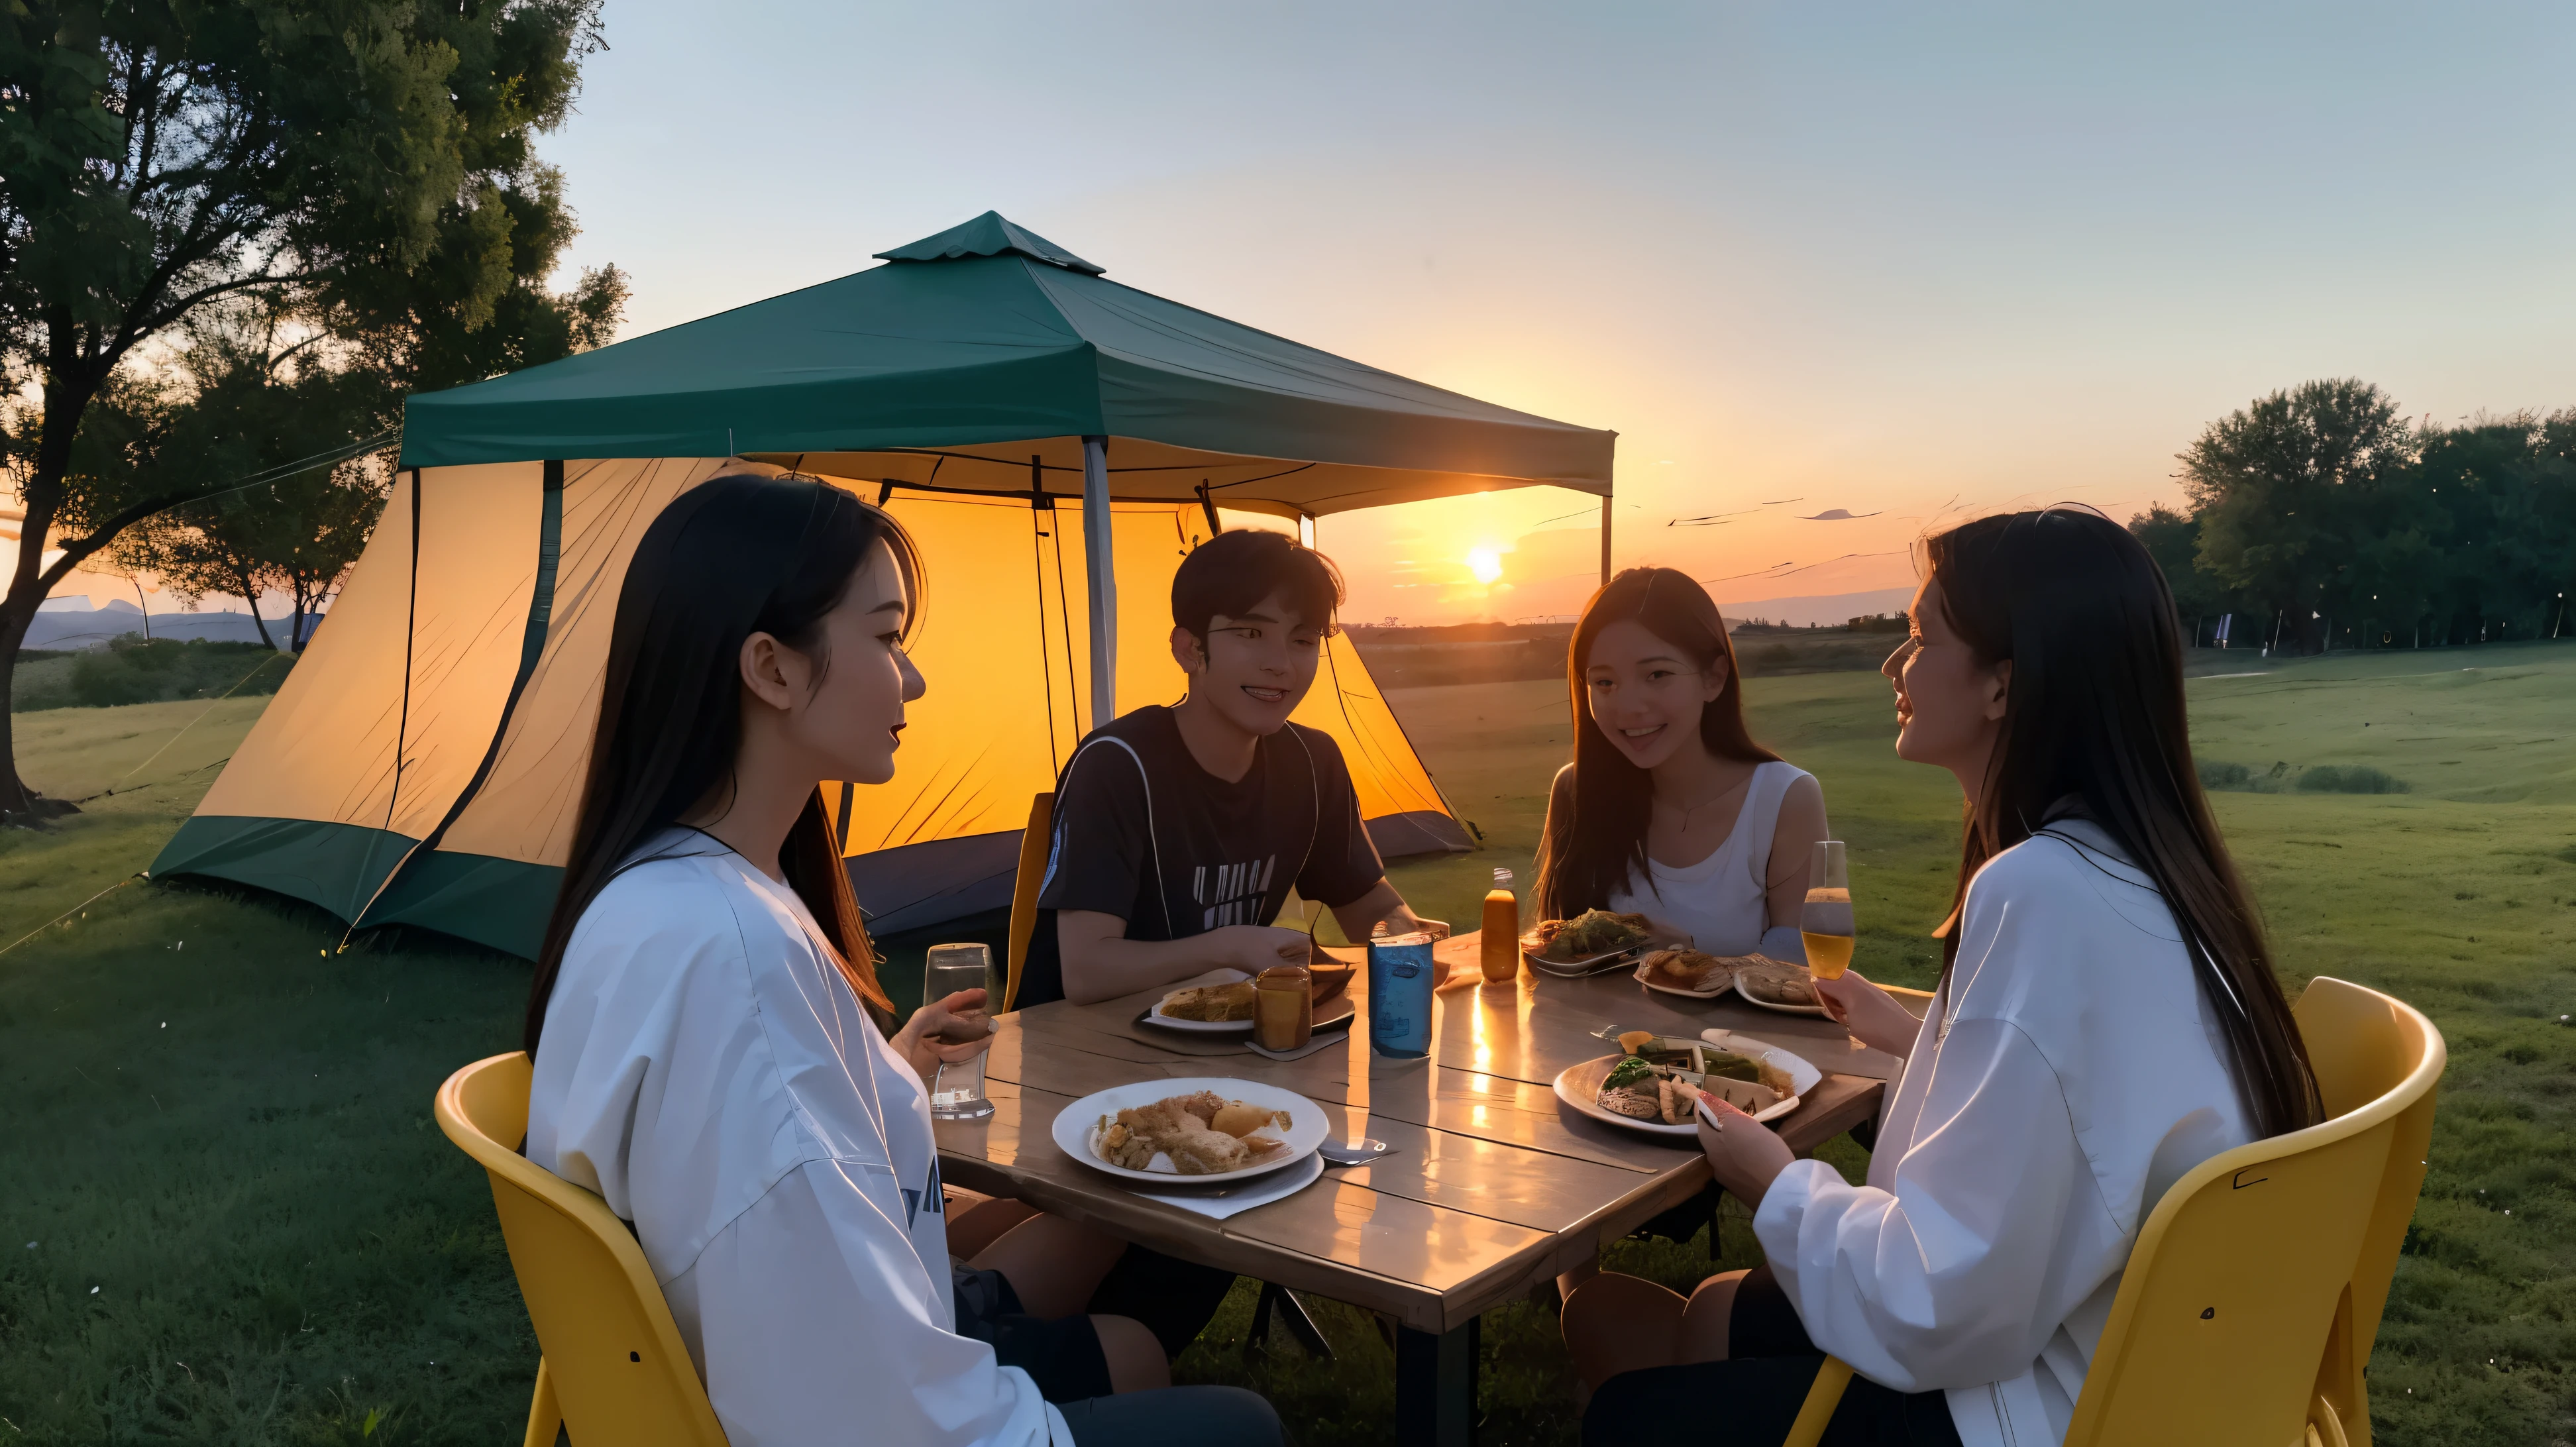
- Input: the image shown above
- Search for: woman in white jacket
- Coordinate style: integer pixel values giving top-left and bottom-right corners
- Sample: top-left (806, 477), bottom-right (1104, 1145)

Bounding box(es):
top-left (521, 474), bottom-right (1283, 1447)
top-left (1564, 508), bottom-right (2323, 1447)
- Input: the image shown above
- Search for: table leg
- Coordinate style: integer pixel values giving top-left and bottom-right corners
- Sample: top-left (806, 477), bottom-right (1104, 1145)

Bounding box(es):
top-left (1395, 1316), bottom-right (1479, 1447)
top-left (1247, 1281), bottom-right (1335, 1362)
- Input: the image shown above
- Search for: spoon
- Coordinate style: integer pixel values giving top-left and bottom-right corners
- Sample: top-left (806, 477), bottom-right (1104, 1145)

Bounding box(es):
top-left (1317, 1137), bottom-right (1393, 1166)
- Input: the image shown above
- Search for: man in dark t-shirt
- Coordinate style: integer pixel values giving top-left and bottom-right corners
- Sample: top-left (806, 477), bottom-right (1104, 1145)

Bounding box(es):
top-left (1020, 529), bottom-right (1448, 1006)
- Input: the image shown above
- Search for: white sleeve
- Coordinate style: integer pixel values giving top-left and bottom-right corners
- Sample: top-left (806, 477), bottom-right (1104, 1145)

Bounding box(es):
top-left (665, 1159), bottom-right (1073, 1447)
top-left (1751, 1016), bottom-right (2108, 1392)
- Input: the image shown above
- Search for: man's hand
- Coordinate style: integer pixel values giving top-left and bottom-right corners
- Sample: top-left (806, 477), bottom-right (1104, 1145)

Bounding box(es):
top-left (1328, 879), bottom-right (1448, 945)
top-left (1203, 924), bottom-right (1315, 975)
top-left (1813, 970), bottom-right (1923, 1059)
top-left (1055, 912), bottom-right (1312, 1004)
top-left (892, 988), bottom-right (994, 1085)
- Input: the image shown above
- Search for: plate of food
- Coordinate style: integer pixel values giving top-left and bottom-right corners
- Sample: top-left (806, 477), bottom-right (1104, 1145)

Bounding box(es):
top-left (1051, 1078), bottom-right (1329, 1183)
top-left (1553, 1032), bottom-right (1814, 1138)
top-left (1143, 978), bottom-right (1258, 1033)
top-left (1522, 909), bottom-right (1658, 976)
top-left (1735, 959), bottom-right (1830, 1016)
top-left (1633, 947), bottom-right (1767, 1000)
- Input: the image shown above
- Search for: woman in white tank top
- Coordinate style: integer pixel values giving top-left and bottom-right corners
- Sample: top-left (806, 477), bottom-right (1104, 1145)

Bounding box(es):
top-left (1534, 568), bottom-right (1829, 961)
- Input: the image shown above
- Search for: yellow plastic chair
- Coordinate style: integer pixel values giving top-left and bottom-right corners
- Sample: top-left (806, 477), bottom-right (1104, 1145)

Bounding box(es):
top-left (1780, 975), bottom-right (2442, 1447)
top-left (435, 1052), bottom-right (732, 1447)
top-left (1002, 791), bottom-right (1054, 1012)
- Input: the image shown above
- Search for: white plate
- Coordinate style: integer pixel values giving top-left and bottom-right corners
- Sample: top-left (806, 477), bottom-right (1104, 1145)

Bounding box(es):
top-left (1735, 970), bottom-right (1831, 1016)
top-left (1552, 1037), bottom-right (1816, 1138)
top-left (1051, 1077), bottom-right (1329, 1184)
top-left (1530, 953), bottom-right (1642, 979)
top-left (1142, 972), bottom-right (1258, 1032)
top-left (1697, 1030), bottom-right (1825, 1100)
top-left (1143, 999), bottom-right (1256, 1033)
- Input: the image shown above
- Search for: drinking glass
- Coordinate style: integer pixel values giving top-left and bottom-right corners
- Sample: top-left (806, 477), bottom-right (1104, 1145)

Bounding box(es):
top-left (922, 941), bottom-right (997, 1120)
top-left (1801, 841), bottom-right (1856, 981)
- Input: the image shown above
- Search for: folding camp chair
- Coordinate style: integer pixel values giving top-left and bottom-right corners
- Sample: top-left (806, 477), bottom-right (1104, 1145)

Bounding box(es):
top-left (435, 1053), bottom-right (731, 1447)
top-left (1002, 792), bottom-right (1053, 1012)
top-left (1775, 975), bottom-right (2443, 1447)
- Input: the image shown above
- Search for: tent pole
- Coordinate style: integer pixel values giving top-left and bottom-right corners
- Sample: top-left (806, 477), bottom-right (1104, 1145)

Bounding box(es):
top-left (1081, 436), bottom-right (1116, 729)
top-left (1600, 494), bottom-right (1613, 586)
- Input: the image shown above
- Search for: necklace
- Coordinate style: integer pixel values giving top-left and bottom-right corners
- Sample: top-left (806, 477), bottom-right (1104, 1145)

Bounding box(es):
top-left (1656, 773), bottom-right (1749, 831)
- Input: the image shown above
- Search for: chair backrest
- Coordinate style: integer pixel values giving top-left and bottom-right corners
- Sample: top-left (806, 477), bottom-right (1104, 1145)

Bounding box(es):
top-left (1002, 791), bottom-right (1054, 1012)
top-left (2291, 977), bottom-right (2442, 1447)
top-left (2061, 976), bottom-right (2442, 1447)
top-left (435, 1053), bottom-right (732, 1447)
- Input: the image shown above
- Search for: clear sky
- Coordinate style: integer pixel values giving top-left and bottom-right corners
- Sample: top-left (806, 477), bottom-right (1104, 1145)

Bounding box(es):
top-left (121, 1), bottom-right (2576, 626)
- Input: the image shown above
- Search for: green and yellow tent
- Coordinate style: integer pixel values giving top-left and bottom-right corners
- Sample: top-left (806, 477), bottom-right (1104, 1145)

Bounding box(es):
top-left (151, 213), bottom-right (1616, 954)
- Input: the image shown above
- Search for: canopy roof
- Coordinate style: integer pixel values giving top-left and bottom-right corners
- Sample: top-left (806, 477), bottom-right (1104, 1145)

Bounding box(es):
top-left (401, 213), bottom-right (1614, 517)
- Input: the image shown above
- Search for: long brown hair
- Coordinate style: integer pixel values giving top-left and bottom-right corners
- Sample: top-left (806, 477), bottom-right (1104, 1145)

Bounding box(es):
top-left (1534, 567), bottom-right (1778, 919)
top-left (1925, 508), bottom-right (2322, 1139)
top-left (524, 474), bottom-right (920, 1055)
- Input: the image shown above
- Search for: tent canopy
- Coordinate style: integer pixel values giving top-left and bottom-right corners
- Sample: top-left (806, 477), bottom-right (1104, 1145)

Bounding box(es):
top-left (401, 213), bottom-right (1615, 517)
top-left (156, 215), bottom-right (1615, 957)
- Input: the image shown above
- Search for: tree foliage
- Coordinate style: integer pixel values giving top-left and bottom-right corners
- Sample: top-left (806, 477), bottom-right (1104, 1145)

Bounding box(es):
top-left (102, 333), bottom-right (390, 649)
top-left (0, 0), bottom-right (615, 815)
top-left (2145, 381), bottom-right (2576, 653)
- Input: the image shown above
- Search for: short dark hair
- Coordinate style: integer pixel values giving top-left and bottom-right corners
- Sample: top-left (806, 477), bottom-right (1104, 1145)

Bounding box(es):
top-left (1171, 527), bottom-right (1344, 639)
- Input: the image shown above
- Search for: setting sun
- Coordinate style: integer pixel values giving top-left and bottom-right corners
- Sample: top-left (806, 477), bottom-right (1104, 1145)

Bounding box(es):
top-left (1465, 546), bottom-right (1503, 585)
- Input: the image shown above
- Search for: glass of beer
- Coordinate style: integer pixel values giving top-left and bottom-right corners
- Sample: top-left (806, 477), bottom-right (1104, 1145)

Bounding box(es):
top-left (1801, 841), bottom-right (1856, 981)
top-left (922, 941), bottom-right (997, 1120)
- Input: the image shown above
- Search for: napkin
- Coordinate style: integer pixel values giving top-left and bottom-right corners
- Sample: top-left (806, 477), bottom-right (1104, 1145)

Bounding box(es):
top-left (1130, 1151), bottom-right (1326, 1220)
top-left (1244, 1030), bottom-right (1346, 1062)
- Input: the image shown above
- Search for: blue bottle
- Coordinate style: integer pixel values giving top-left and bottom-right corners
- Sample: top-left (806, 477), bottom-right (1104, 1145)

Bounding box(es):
top-left (1368, 931), bottom-right (1436, 1059)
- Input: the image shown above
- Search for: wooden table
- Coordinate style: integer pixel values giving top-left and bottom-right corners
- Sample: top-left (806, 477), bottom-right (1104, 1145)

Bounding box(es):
top-left (934, 932), bottom-right (1906, 1445)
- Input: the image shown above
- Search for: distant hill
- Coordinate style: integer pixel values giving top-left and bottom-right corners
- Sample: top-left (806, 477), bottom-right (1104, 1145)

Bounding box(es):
top-left (28, 599), bottom-right (290, 650)
top-left (1712, 587), bottom-right (1914, 630)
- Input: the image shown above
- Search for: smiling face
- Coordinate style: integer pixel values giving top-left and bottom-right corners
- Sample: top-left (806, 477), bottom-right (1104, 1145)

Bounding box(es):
top-left (1171, 586), bottom-right (1324, 737)
top-left (1882, 575), bottom-right (2009, 792)
top-left (755, 539), bottom-right (926, 786)
top-left (1583, 617), bottom-right (1726, 771)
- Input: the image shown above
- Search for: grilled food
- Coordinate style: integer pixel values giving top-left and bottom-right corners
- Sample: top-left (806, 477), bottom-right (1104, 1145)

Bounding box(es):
top-left (1737, 961), bottom-right (1819, 1007)
top-left (1157, 981), bottom-right (1258, 1021)
top-left (1530, 909), bottom-right (1651, 960)
top-left (1595, 1035), bottom-right (1789, 1124)
top-left (1640, 947), bottom-right (1742, 992)
top-left (1095, 1092), bottom-right (1293, 1175)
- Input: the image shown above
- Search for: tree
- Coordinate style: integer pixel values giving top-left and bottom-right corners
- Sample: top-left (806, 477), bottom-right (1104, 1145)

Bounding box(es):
top-left (0, 0), bottom-right (608, 817)
top-left (109, 338), bottom-right (390, 649)
top-left (2126, 504), bottom-right (2237, 642)
top-left (2536, 411), bottom-right (2576, 638)
top-left (2180, 379), bottom-right (2414, 655)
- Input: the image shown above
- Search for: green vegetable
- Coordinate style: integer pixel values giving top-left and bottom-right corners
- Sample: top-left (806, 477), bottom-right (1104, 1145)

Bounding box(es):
top-left (1602, 1056), bottom-right (1661, 1091)
top-left (1703, 1052), bottom-right (1761, 1083)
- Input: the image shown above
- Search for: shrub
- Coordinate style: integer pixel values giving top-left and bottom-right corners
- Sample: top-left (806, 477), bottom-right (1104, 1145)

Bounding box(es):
top-left (2198, 760), bottom-right (2287, 793)
top-left (17, 636), bottom-right (295, 712)
top-left (2298, 764), bottom-right (2410, 794)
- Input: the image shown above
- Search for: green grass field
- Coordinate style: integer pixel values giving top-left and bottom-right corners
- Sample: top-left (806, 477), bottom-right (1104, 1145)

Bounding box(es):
top-left (3, 644), bottom-right (2570, 1444)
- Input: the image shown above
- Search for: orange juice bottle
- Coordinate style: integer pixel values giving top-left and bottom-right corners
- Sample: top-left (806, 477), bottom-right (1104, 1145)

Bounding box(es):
top-left (1480, 868), bottom-right (1520, 983)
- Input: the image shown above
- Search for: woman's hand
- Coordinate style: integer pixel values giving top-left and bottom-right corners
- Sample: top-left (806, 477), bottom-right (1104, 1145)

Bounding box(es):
top-left (894, 988), bottom-right (994, 1084)
top-left (1694, 1093), bottom-right (1796, 1214)
top-left (1813, 969), bottom-right (1923, 1059)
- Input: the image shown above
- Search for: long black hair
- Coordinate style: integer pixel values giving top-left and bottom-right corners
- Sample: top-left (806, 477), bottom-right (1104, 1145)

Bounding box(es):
top-left (1534, 566), bottom-right (1779, 920)
top-left (1925, 508), bottom-right (2322, 1140)
top-left (524, 474), bottom-right (922, 1055)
